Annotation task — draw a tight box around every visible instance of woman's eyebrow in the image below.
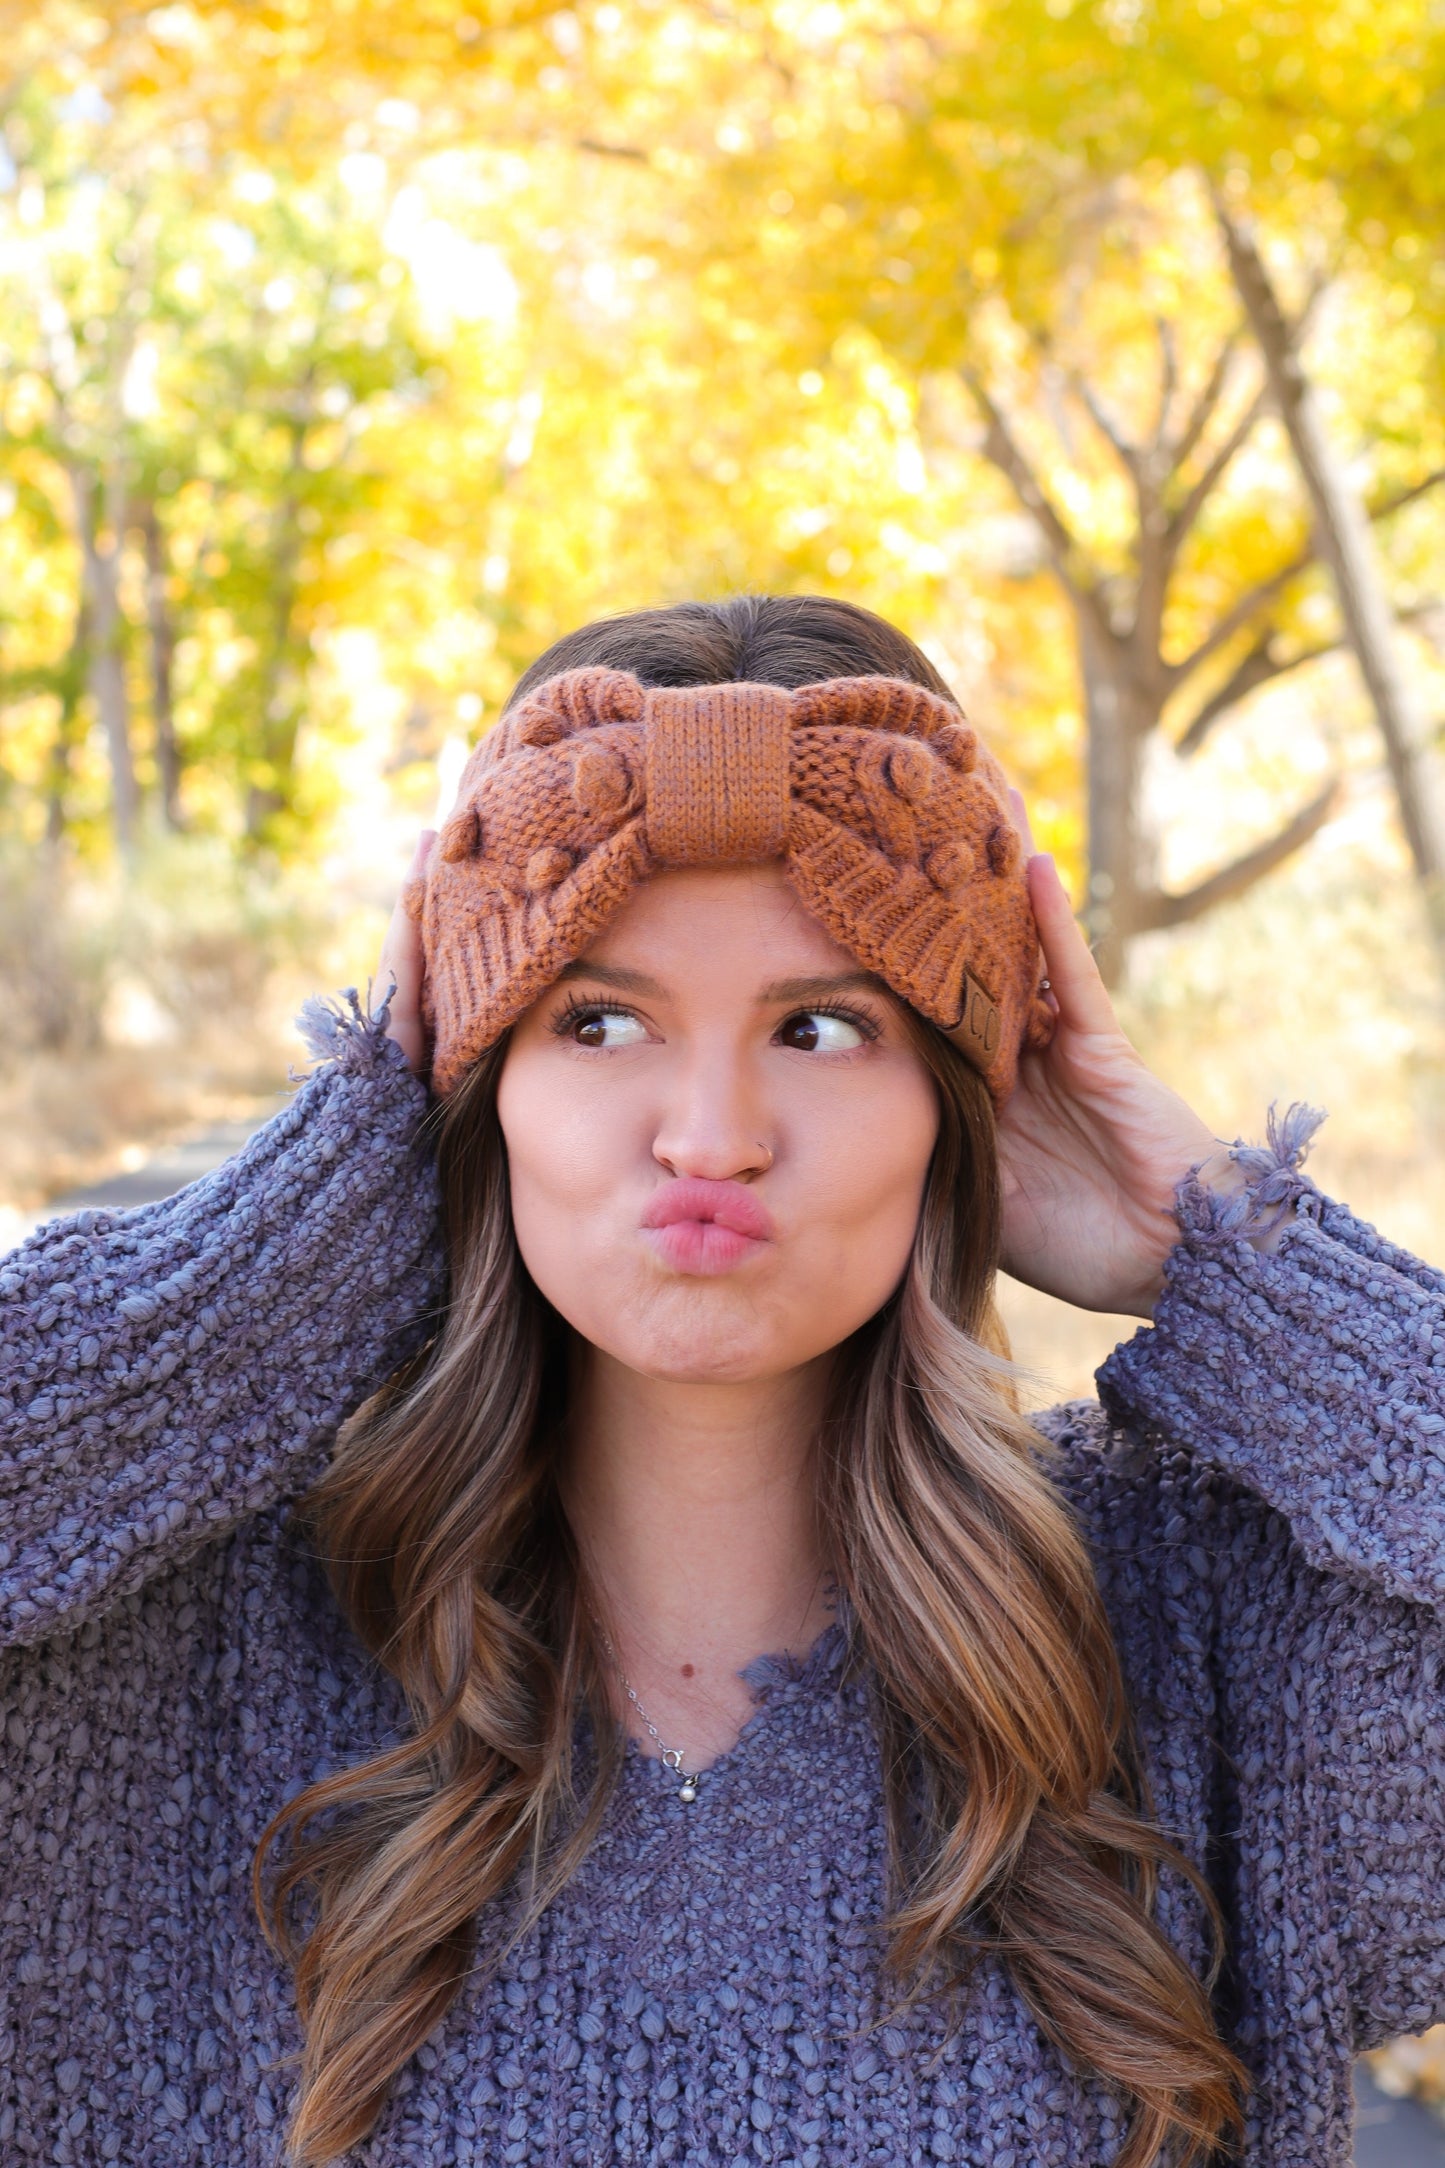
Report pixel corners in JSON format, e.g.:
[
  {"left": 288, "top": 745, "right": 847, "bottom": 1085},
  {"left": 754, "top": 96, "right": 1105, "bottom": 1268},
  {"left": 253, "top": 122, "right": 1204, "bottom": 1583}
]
[
  {"left": 760, "top": 971, "right": 890, "bottom": 1004},
  {"left": 553, "top": 960, "right": 665, "bottom": 995},
  {"left": 552, "top": 963, "right": 889, "bottom": 1004}
]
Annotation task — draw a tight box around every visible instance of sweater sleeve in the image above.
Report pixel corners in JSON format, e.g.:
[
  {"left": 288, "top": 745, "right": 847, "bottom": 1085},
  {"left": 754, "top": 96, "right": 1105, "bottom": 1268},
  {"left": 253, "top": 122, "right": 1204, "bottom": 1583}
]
[
  {"left": 1097, "top": 1107, "right": 1445, "bottom": 2046},
  {"left": 0, "top": 989, "right": 443, "bottom": 1652}
]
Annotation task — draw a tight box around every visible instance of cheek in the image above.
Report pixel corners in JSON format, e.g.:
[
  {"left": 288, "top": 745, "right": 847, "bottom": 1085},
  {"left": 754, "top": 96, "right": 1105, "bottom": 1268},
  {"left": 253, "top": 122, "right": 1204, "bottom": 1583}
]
[
  {"left": 495, "top": 1056, "right": 634, "bottom": 1301},
  {"left": 792, "top": 1075, "right": 938, "bottom": 1327}
]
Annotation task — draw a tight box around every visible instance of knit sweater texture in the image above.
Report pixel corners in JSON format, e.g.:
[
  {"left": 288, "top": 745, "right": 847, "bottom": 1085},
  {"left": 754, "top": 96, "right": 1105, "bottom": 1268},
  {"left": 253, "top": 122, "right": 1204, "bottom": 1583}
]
[{"left": 2, "top": 994, "right": 1444, "bottom": 2168}]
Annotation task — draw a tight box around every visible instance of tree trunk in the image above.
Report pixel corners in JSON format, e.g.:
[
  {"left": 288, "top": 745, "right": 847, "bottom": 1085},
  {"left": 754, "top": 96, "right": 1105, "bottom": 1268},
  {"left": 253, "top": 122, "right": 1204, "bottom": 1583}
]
[
  {"left": 44, "top": 597, "right": 91, "bottom": 848},
  {"left": 1079, "top": 618, "right": 1155, "bottom": 986},
  {"left": 140, "top": 501, "right": 183, "bottom": 830},
  {"left": 245, "top": 454, "right": 306, "bottom": 844},
  {"left": 964, "top": 327, "right": 1366, "bottom": 983},
  {"left": 1217, "top": 198, "right": 1445, "bottom": 955},
  {"left": 70, "top": 465, "right": 137, "bottom": 853}
]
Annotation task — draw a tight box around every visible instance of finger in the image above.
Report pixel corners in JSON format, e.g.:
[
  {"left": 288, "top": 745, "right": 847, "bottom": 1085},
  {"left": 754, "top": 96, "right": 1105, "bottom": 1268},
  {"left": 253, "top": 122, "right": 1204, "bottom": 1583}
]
[
  {"left": 1009, "top": 791, "right": 1058, "bottom": 1016},
  {"left": 378, "top": 830, "right": 436, "bottom": 1074},
  {"left": 1026, "top": 854, "right": 1117, "bottom": 1036},
  {"left": 381, "top": 830, "right": 435, "bottom": 983},
  {"left": 378, "top": 896, "right": 421, "bottom": 1005}
]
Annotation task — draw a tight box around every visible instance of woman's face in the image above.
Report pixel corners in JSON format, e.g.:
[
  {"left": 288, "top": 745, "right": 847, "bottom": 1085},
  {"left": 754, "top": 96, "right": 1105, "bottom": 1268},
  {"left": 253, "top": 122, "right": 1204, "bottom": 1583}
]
[{"left": 497, "top": 863, "right": 940, "bottom": 1384}]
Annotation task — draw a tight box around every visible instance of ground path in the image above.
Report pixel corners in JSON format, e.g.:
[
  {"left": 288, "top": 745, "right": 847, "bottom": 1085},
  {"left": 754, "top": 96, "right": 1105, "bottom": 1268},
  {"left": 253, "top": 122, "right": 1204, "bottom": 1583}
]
[{"left": 6, "top": 1116, "right": 1444, "bottom": 2166}]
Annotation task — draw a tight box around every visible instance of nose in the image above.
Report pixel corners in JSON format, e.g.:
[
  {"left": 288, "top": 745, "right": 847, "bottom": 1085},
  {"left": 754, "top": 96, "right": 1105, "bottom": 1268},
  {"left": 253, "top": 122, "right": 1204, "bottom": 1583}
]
[{"left": 651, "top": 1046, "right": 775, "bottom": 1183}]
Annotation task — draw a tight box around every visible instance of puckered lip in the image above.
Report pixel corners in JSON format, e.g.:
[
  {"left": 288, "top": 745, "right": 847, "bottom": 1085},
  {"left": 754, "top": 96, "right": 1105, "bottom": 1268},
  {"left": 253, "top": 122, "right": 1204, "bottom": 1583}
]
[{"left": 640, "top": 1177, "right": 775, "bottom": 1242}]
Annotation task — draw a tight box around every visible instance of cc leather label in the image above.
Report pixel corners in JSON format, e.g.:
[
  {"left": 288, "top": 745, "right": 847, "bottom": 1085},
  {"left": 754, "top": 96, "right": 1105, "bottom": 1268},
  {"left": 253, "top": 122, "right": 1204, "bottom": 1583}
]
[{"left": 950, "top": 970, "right": 1002, "bottom": 1064}]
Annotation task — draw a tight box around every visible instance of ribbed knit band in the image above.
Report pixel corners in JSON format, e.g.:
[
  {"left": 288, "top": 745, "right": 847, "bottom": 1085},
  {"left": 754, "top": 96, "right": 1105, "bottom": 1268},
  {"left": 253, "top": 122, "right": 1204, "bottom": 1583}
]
[{"left": 645, "top": 685, "right": 792, "bottom": 866}]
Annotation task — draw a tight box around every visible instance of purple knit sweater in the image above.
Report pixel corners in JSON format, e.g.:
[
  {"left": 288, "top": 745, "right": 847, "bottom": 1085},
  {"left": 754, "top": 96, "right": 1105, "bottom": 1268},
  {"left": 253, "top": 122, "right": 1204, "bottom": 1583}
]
[{"left": 3, "top": 995, "right": 1443, "bottom": 2168}]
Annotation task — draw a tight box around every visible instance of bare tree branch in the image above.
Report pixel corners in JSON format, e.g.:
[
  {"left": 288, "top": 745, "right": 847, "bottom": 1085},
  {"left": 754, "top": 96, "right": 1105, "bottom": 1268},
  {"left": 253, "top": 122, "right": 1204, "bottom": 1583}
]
[
  {"left": 1215, "top": 184, "right": 1445, "bottom": 937},
  {"left": 960, "top": 368, "right": 1112, "bottom": 639},
  {"left": 1165, "top": 452, "right": 1445, "bottom": 695},
  {"left": 1165, "top": 548, "right": 1313, "bottom": 685},
  {"left": 1176, "top": 633, "right": 1317, "bottom": 753},
  {"left": 1136, "top": 776, "right": 1343, "bottom": 930},
  {"left": 1039, "top": 358, "right": 1081, "bottom": 463},
  {"left": 1162, "top": 381, "right": 1270, "bottom": 558},
  {"left": 1176, "top": 600, "right": 1442, "bottom": 755},
  {"left": 1167, "top": 327, "right": 1242, "bottom": 474},
  {"left": 1369, "top": 464, "right": 1445, "bottom": 523},
  {"left": 1152, "top": 317, "right": 1179, "bottom": 454},
  {"left": 1072, "top": 371, "right": 1142, "bottom": 481},
  {"left": 574, "top": 137, "right": 649, "bottom": 162}
]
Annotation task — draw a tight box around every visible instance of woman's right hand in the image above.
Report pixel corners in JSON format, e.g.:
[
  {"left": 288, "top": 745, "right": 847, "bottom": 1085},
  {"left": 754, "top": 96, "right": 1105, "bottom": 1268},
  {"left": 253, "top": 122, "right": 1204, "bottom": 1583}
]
[{"left": 378, "top": 829, "right": 436, "bottom": 1078}]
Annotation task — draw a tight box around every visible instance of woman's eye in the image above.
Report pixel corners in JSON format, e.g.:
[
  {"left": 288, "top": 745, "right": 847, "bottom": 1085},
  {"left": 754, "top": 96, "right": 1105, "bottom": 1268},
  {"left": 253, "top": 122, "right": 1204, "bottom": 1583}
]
[
  {"left": 776, "top": 1009, "right": 869, "bottom": 1053},
  {"left": 565, "top": 1005, "right": 648, "bottom": 1049}
]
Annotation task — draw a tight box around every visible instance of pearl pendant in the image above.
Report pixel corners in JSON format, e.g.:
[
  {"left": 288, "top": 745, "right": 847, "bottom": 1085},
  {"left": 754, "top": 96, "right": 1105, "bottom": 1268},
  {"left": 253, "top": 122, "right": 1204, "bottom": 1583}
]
[{"left": 677, "top": 1779, "right": 698, "bottom": 1803}]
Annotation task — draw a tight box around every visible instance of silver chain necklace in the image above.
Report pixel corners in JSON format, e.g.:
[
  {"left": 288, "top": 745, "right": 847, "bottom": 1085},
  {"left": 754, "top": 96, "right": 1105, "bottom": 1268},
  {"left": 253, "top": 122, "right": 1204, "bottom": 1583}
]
[{"left": 591, "top": 1617, "right": 703, "bottom": 1804}]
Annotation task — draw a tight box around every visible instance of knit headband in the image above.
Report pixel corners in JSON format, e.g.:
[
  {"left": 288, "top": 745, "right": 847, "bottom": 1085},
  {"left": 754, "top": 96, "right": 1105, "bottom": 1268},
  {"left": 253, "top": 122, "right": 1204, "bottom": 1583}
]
[{"left": 402, "top": 666, "right": 1054, "bottom": 1105}]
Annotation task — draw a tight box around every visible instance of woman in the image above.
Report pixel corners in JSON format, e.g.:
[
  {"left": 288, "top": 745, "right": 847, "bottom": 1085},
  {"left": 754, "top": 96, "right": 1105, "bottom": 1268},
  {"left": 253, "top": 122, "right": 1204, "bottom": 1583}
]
[{"left": 3, "top": 593, "right": 1442, "bottom": 2168}]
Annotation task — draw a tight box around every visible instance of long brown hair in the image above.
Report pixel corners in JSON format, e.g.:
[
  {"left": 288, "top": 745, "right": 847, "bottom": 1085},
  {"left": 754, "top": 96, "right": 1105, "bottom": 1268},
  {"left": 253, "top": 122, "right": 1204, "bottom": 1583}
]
[{"left": 256, "top": 596, "right": 1246, "bottom": 2165}]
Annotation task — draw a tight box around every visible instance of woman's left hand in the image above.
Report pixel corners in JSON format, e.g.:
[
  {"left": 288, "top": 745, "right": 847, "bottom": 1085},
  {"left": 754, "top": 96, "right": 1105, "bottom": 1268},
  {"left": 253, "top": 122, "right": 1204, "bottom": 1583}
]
[
  {"left": 377, "top": 829, "right": 436, "bottom": 1079},
  {"left": 996, "top": 845, "right": 1223, "bottom": 1319}
]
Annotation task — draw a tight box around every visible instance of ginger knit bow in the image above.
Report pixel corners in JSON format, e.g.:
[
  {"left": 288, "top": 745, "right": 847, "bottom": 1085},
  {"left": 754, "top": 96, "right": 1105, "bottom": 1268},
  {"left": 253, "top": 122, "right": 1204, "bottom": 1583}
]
[{"left": 403, "top": 666, "right": 1053, "bottom": 1104}]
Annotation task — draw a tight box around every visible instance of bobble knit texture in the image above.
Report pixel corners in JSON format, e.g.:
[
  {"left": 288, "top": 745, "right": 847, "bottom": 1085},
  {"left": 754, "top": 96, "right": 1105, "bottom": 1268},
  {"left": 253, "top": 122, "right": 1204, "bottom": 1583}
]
[
  {"left": 401, "top": 669, "right": 1056, "bottom": 1104},
  {"left": 3, "top": 1006, "right": 1445, "bottom": 2166}
]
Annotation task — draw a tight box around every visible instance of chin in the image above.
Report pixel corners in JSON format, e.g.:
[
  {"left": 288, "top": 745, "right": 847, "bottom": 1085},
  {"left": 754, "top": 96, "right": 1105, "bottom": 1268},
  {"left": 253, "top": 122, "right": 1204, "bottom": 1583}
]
[
  {"left": 629, "top": 1343, "right": 783, "bottom": 1385},
  {"left": 585, "top": 1279, "right": 808, "bottom": 1384}
]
